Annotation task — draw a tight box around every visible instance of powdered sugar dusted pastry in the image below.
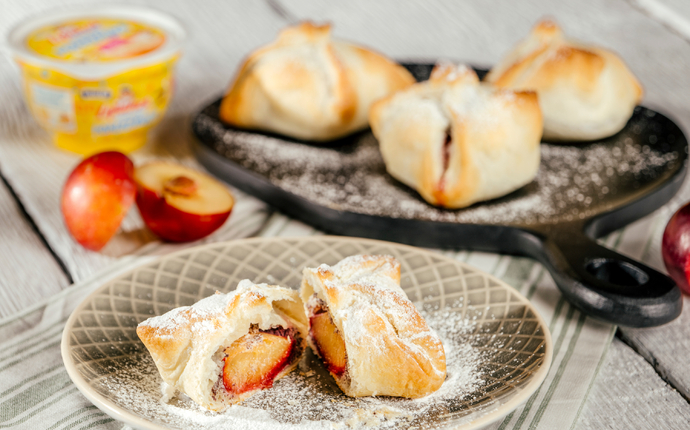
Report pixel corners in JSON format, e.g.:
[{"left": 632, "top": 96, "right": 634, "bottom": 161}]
[
  {"left": 136, "top": 280, "right": 307, "bottom": 411},
  {"left": 485, "top": 20, "right": 643, "bottom": 141},
  {"left": 300, "top": 255, "right": 446, "bottom": 398},
  {"left": 369, "top": 63, "right": 542, "bottom": 209},
  {"left": 219, "top": 22, "right": 415, "bottom": 141}
]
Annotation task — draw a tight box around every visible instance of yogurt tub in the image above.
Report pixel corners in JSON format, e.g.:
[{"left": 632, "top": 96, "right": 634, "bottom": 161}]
[{"left": 7, "top": 6, "right": 186, "bottom": 155}]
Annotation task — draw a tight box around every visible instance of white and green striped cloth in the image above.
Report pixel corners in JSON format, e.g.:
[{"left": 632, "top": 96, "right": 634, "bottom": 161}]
[{"left": 5, "top": 205, "right": 668, "bottom": 430}]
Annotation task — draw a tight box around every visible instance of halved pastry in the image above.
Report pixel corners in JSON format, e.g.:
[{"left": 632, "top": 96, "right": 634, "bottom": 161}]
[
  {"left": 219, "top": 21, "right": 415, "bottom": 141},
  {"left": 485, "top": 20, "right": 643, "bottom": 141},
  {"left": 300, "top": 255, "right": 446, "bottom": 398},
  {"left": 136, "top": 280, "right": 307, "bottom": 411},
  {"left": 369, "top": 63, "right": 542, "bottom": 209}
]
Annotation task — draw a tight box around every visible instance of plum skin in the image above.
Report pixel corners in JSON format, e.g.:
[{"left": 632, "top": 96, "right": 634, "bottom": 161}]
[
  {"left": 135, "top": 185, "right": 231, "bottom": 242},
  {"left": 662, "top": 203, "right": 690, "bottom": 295},
  {"left": 61, "top": 151, "right": 135, "bottom": 251}
]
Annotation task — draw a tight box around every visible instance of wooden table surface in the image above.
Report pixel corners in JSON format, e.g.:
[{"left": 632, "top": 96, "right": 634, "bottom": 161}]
[{"left": 2, "top": 0, "right": 690, "bottom": 428}]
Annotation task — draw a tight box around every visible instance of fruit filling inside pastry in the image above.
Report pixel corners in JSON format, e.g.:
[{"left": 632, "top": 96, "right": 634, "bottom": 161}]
[
  {"left": 307, "top": 297, "right": 347, "bottom": 377},
  {"left": 439, "top": 128, "right": 453, "bottom": 194},
  {"left": 218, "top": 324, "right": 303, "bottom": 398}
]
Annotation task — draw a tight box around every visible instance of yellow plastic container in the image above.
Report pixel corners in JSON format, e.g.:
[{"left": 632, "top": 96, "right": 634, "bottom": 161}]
[{"left": 7, "top": 6, "right": 186, "bottom": 155}]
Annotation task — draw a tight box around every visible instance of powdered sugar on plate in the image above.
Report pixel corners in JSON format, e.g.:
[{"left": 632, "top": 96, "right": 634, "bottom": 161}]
[{"left": 97, "top": 306, "right": 500, "bottom": 429}]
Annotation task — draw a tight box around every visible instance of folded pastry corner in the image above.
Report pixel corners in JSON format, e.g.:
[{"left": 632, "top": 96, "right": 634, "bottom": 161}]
[
  {"left": 136, "top": 280, "right": 307, "bottom": 411},
  {"left": 219, "top": 21, "right": 415, "bottom": 141},
  {"left": 300, "top": 255, "right": 446, "bottom": 398},
  {"left": 485, "top": 19, "right": 643, "bottom": 141},
  {"left": 370, "top": 62, "right": 542, "bottom": 209}
]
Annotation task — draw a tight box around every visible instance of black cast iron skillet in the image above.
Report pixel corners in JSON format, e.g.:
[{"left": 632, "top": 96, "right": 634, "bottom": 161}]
[{"left": 191, "top": 64, "right": 687, "bottom": 328}]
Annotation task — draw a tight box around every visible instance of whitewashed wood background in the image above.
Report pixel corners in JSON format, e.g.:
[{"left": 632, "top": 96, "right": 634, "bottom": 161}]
[{"left": 2, "top": 0, "right": 690, "bottom": 428}]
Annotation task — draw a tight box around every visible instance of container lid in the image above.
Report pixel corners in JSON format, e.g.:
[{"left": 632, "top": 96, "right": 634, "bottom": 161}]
[{"left": 7, "top": 5, "right": 186, "bottom": 80}]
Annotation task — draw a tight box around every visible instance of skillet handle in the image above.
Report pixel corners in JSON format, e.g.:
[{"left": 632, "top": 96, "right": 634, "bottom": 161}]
[{"left": 537, "top": 228, "right": 682, "bottom": 327}]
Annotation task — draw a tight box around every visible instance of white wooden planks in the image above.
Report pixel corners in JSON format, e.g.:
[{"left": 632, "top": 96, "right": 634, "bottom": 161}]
[
  {"left": 619, "top": 303, "right": 690, "bottom": 395},
  {"left": 629, "top": 0, "right": 690, "bottom": 41},
  {"left": 0, "top": 179, "right": 69, "bottom": 318},
  {"left": 575, "top": 338, "right": 690, "bottom": 430}
]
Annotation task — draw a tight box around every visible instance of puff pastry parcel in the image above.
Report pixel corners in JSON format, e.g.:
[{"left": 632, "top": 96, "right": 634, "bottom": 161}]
[
  {"left": 370, "top": 63, "right": 542, "bottom": 209},
  {"left": 219, "top": 22, "right": 415, "bottom": 141},
  {"left": 300, "top": 255, "right": 446, "bottom": 398},
  {"left": 485, "top": 20, "right": 643, "bottom": 141},
  {"left": 137, "top": 281, "right": 307, "bottom": 411}
]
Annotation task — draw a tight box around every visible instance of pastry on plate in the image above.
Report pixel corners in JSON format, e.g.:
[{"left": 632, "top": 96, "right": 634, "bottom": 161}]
[
  {"left": 300, "top": 254, "right": 446, "bottom": 398},
  {"left": 219, "top": 21, "right": 415, "bottom": 141},
  {"left": 136, "top": 280, "right": 307, "bottom": 411},
  {"left": 485, "top": 20, "right": 643, "bottom": 141},
  {"left": 369, "top": 63, "right": 542, "bottom": 209}
]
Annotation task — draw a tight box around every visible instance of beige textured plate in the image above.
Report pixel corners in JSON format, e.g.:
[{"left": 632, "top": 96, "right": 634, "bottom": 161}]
[{"left": 61, "top": 237, "right": 552, "bottom": 430}]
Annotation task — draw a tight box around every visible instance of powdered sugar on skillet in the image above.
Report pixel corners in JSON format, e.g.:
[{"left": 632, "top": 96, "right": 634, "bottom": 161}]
[
  {"left": 99, "top": 306, "right": 496, "bottom": 429},
  {"left": 194, "top": 106, "right": 682, "bottom": 227}
]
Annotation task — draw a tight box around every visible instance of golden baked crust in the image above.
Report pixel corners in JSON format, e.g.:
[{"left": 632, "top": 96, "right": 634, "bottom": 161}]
[
  {"left": 370, "top": 63, "right": 542, "bottom": 209},
  {"left": 485, "top": 20, "right": 643, "bottom": 141},
  {"left": 300, "top": 255, "right": 446, "bottom": 398},
  {"left": 219, "top": 22, "right": 415, "bottom": 141},
  {"left": 136, "top": 281, "right": 307, "bottom": 411}
]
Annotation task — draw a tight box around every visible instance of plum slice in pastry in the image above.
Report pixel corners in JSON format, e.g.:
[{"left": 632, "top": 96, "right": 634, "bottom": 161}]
[
  {"left": 370, "top": 62, "right": 542, "bottom": 209},
  {"left": 136, "top": 280, "right": 307, "bottom": 411},
  {"left": 300, "top": 255, "right": 446, "bottom": 398},
  {"left": 485, "top": 20, "right": 643, "bottom": 141},
  {"left": 219, "top": 21, "right": 415, "bottom": 141}
]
